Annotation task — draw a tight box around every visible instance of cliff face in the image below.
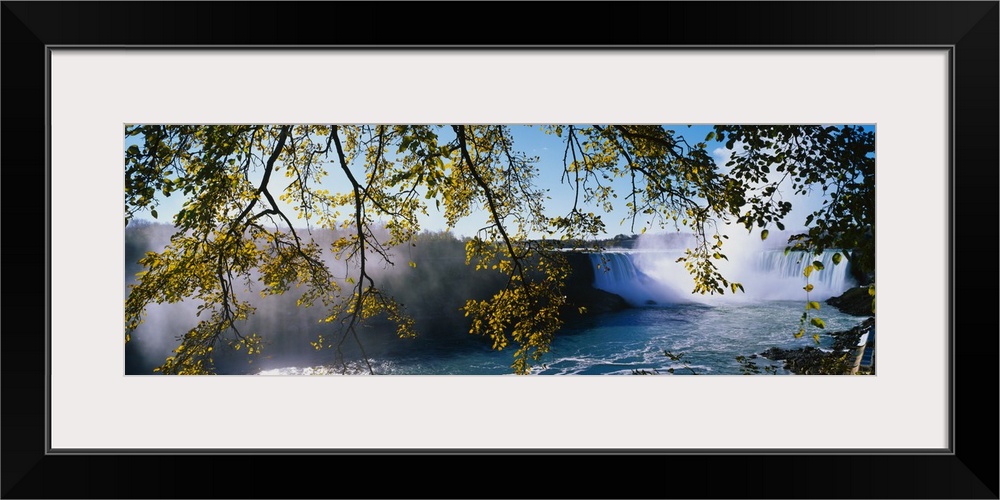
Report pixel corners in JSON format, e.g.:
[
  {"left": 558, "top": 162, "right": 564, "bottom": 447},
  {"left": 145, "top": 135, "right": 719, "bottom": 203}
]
[
  {"left": 560, "top": 252, "right": 630, "bottom": 317},
  {"left": 826, "top": 285, "right": 875, "bottom": 317}
]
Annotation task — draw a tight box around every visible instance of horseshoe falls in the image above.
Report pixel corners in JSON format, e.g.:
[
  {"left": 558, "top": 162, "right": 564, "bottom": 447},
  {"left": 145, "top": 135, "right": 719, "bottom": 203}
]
[
  {"left": 252, "top": 248, "right": 863, "bottom": 375},
  {"left": 587, "top": 249, "right": 855, "bottom": 306}
]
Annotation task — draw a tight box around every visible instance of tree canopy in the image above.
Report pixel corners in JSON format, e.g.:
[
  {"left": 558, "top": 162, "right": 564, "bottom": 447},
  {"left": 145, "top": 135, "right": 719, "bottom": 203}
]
[{"left": 124, "top": 124, "right": 875, "bottom": 374}]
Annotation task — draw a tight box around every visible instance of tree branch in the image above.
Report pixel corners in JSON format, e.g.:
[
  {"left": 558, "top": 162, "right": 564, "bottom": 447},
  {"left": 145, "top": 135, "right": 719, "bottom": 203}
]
[{"left": 453, "top": 125, "right": 528, "bottom": 287}]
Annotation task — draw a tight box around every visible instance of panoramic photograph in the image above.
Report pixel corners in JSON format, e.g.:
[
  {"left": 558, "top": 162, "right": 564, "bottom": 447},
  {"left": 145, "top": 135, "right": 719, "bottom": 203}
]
[{"left": 124, "top": 124, "right": 875, "bottom": 375}]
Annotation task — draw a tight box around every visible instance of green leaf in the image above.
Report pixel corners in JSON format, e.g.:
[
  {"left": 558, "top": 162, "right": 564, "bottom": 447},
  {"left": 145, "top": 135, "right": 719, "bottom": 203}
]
[
  {"left": 806, "top": 301, "right": 821, "bottom": 311},
  {"left": 775, "top": 221, "right": 785, "bottom": 231},
  {"left": 803, "top": 283, "right": 814, "bottom": 292},
  {"left": 831, "top": 252, "right": 842, "bottom": 265},
  {"left": 810, "top": 317, "right": 826, "bottom": 329},
  {"left": 760, "top": 229, "right": 769, "bottom": 241},
  {"left": 784, "top": 247, "right": 791, "bottom": 256},
  {"left": 812, "top": 260, "right": 824, "bottom": 270},
  {"left": 150, "top": 209, "right": 158, "bottom": 219},
  {"left": 803, "top": 265, "right": 814, "bottom": 278},
  {"left": 868, "top": 286, "right": 875, "bottom": 297}
]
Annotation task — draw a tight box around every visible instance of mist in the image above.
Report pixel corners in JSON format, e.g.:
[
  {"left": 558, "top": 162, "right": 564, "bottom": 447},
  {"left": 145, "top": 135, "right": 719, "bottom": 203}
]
[
  {"left": 125, "top": 222, "right": 510, "bottom": 374},
  {"left": 125, "top": 221, "right": 857, "bottom": 374},
  {"left": 589, "top": 228, "right": 855, "bottom": 306}
]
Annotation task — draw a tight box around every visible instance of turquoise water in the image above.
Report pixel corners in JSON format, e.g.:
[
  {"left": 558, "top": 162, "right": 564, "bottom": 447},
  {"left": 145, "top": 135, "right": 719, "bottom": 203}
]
[
  {"left": 255, "top": 248, "right": 864, "bottom": 375},
  {"left": 127, "top": 221, "right": 870, "bottom": 376},
  {"left": 126, "top": 238, "right": 866, "bottom": 375},
  {"left": 256, "top": 301, "right": 866, "bottom": 375}
]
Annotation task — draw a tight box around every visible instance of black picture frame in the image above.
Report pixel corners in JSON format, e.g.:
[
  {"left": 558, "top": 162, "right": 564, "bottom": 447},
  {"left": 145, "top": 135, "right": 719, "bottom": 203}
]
[{"left": 3, "top": 2, "right": 997, "bottom": 498}]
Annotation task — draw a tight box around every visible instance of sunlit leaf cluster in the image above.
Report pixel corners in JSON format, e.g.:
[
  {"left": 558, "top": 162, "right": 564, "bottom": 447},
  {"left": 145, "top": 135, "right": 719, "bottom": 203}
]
[{"left": 125, "top": 124, "right": 874, "bottom": 374}]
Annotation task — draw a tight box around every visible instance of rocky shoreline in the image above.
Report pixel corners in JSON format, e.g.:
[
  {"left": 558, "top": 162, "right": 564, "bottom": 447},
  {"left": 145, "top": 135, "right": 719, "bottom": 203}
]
[
  {"left": 755, "top": 282, "right": 876, "bottom": 374},
  {"left": 760, "top": 285, "right": 875, "bottom": 375},
  {"left": 558, "top": 251, "right": 877, "bottom": 374},
  {"left": 760, "top": 317, "right": 875, "bottom": 374}
]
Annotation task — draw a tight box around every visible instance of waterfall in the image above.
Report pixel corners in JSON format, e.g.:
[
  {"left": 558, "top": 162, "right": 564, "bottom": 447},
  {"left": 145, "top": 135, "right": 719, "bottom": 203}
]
[
  {"left": 756, "top": 250, "right": 853, "bottom": 295},
  {"left": 589, "top": 253, "right": 641, "bottom": 291},
  {"left": 587, "top": 252, "right": 687, "bottom": 306},
  {"left": 586, "top": 248, "right": 855, "bottom": 306}
]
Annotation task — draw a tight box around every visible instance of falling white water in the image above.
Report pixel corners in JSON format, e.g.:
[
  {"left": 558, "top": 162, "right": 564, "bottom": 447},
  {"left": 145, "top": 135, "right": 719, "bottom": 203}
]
[
  {"left": 588, "top": 252, "right": 689, "bottom": 306},
  {"left": 588, "top": 248, "right": 854, "bottom": 306},
  {"left": 755, "top": 249, "right": 853, "bottom": 298}
]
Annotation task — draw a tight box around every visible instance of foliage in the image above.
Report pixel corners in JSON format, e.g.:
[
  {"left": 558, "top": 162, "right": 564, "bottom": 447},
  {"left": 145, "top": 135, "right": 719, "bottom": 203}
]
[
  {"left": 663, "top": 351, "right": 699, "bottom": 375},
  {"left": 759, "top": 317, "right": 874, "bottom": 375},
  {"left": 124, "top": 124, "right": 875, "bottom": 374},
  {"left": 735, "top": 354, "right": 779, "bottom": 375},
  {"left": 629, "top": 351, "right": 700, "bottom": 375}
]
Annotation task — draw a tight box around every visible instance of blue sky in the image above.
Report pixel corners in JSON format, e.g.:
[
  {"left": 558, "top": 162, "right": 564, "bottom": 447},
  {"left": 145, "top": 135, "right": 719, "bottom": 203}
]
[{"left": 127, "top": 125, "right": 867, "bottom": 240}]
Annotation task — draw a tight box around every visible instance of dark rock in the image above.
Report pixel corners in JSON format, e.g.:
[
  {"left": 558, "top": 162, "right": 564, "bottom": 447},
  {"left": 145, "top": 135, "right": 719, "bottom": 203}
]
[
  {"left": 761, "top": 346, "right": 833, "bottom": 374},
  {"left": 562, "top": 285, "right": 631, "bottom": 316},
  {"left": 560, "top": 251, "right": 631, "bottom": 317},
  {"left": 831, "top": 317, "right": 875, "bottom": 350},
  {"left": 826, "top": 285, "right": 875, "bottom": 317},
  {"left": 846, "top": 246, "right": 875, "bottom": 284},
  {"left": 759, "top": 318, "right": 874, "bottom": 375}
]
